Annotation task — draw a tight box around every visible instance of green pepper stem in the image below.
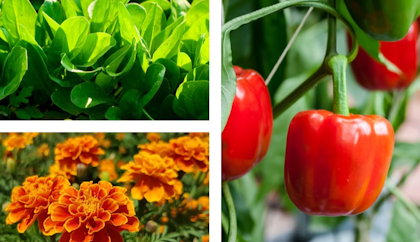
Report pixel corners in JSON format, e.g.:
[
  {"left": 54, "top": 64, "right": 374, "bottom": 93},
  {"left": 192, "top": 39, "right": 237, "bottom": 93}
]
[
  {"left": 327, "top": 55, "right": 349, "bottom": 116},
  {"left": 222, "top": 182, "right": 237, "bottom": 242},
  {"left": 273, "top": 67, "right": 329, "bottom": 119}
]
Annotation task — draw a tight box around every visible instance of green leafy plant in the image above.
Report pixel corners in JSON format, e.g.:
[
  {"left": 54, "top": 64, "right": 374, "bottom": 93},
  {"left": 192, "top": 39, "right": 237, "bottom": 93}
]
[{"left": 0, "top": 0, "right": 209, "bottom": 120}]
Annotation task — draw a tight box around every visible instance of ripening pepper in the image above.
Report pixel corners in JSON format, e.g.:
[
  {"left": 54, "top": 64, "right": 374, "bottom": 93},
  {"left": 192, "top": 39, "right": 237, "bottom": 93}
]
[
  {"left": 348, "top": 22, "right": 419, "bottom": 90},
  {"left": 344, "top": 0, "right": 420, "bottom": 41},
  {"left": 222, "top": 66, "right": 273, "bottom": 181},
  {"left": 285, "top": 110, "right": 394, "bottom": 216}
]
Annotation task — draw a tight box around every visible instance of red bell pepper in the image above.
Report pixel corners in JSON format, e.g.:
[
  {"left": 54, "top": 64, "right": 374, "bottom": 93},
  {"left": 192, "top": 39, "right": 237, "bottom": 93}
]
[
  {"left": 285, "top": 110, "right": 394, "bottom": 216},
  {"left": 348, "top": 22, "right": 419, "bottom": 91},
  {"left": 222, "top": 66, "right": 273, "bottom": 181}
]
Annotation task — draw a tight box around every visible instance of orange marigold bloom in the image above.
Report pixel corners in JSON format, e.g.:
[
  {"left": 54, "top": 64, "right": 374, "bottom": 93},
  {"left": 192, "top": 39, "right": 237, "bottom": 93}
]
[
  {"left": 115, "top": 133, "right": 125, "bottom": 141},
  {"left": 38, "top": 143, "right": 50, "bottom": 157},
  {"left": 138, "top": 140, "right": 173, "bottom": 158},
  {"left": 204, "top": 172, "right": 209, "bottom": 185},
  {"left": 160, "top": 216, "right": 169, "bottom": 223},
  {"left": 99, "top": 159, "right": 118, "bottom": 182},
  {"left": 146, "top": 133, "right": 161, "bottom": 142},
  {"left": 170, "top": 136, "right": 209, "bottom": 173},
  {"left": 102, "top": 139, "right": 111, "bottom": 148},
  {"left": 5, "top": 175, "right": 70, "bottom": 235},
  {"left": 182, "top": 195, "right": 209, "bottom": 223},
  {"left": 3, "top": 133, "right": 38, "bottom": 151},
  {"left": 202, "top": 235, "right": 209, "bottom": 242},
  {"left": 119, "top": 146, "right": 126, "bottom": 154},
  {"left": 53, "top": 135, "right": 105, "bottom": 178},
  {"left": 45, "top": 181, "right": 140, "bottom": 241},
  {"left": 118, "top": 153, "right": 183, "bottom": 202}
]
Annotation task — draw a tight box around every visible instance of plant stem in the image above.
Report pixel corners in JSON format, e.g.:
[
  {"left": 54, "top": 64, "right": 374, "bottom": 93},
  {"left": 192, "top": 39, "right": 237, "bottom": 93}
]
[
  {"left": 327, "top": 55, "right": 350, "bottom": 116},
  {"left": 354, "top": 214, "right": 370, "bottom": 242},
  {"left": 50, "top": 235, "right": 56, "bottom": 242},
  {"left": 222, "top": 182, "right": 237, "bottom": 242},
  {"left": 265, "top": 7, "right": 314, "bottom": 86},
  {"left": 273, "top": 67, "right": 328, "bottom": 118},
  {"left": 222, "top": 212, "right": 230, "bottom": 234}
]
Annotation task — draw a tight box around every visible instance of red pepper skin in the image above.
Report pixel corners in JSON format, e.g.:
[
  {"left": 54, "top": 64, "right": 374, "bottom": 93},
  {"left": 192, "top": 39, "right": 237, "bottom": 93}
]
[
  {"left": 285, "top": 110, "right": 394, "bottom": 216},
  {"left": 348, "top": 22, "right": 419, "bottom": 91},
  {"left": 222, "top": 66, "right": 273, "bottom": 181}
]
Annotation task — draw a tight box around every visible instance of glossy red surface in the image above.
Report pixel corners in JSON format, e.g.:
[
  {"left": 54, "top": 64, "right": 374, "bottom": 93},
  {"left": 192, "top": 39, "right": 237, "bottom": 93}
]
[
  {"left": 349, "top": 22, "right": 419, "bottom": 90},
  {"left": 222, "top": 66, "right": 273, "bottom": 181},
  {"left": 285, "top": 110, "right": 394, "bottom": 216}
]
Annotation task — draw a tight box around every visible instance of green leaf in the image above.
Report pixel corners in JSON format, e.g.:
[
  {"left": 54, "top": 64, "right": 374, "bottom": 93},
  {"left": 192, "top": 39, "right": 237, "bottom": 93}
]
[
  {"left": 158, "top": 94, "right": 178, "bottom": 119},
  {"left": 23, "top": 106, "right": 43, "bottom": 119},
  {"left": 9, "top": 86, "right": 33, "bottom": 108},
  {"left": 168, "top": 0, "right": 190, "bottom": 24},
  {"left": 73, "top": 33, "right": 116, "bottom": 67},
  {"left": 62, "top": 0, "right": 78, "bottom": 18},
  {"left": 118, "top": 2, "right": 141, "bottom": 44},
  {"left": 43, "top": 0, "right": 67, "bottom": 24},
  {"left": 152, "top": 16, "right": 185, "bottom": 54},
  {"left": 387, "top": 200, "right": 420, "bottom": 242},
  {"left": 51, "top": 87, "right": 82, "bottom": 116},
  {"left": 192, "top": 33, "right": 206, "bottom": 67},
  {"left": 105, "top": 106, "right": 123, "bottom": 120},
  {"left": 119, "top": 89, "right": 144, "bottom": 119},
  {"left": 174, "top": 52, "right": 192, "bottom": 71},
  {"left": 185, "top": 0, "right": 208, "bottom": 29},
  {"left": 16, "top": 109, "right": 31, "bottom": 119},
  {"left": 127, "top": 3, "right": 147, "bottom": 32},
  {"left": 16, "top": 40, "right": 52, "bottom": 94},
  {"left": 48, "top": 16, "right": 89, "bottom": 65},
  {"left": 185, "top": 64, "right": 209, "bottom": 82},
  {"left": 155, "top": 58, "right": 180, "bottom": 93},
  {"left": 80, "top": 0, "right": 96, "bottom": 18},
  {"left": 42, "top": 12, "right": 61, "bottom": 38},
  {"left": 61, "top": 53, "right": 102, "bottom": 81},
  {"left": 174, "top": 80, "right": 208, "bottom": 119},
  {"left": 70, "top": 82, "right": 115, "bottom": 108},
  {"left": 91, "top": 0, "right": 111, "bottom": 33},
  {"left": 139, "top": 63, "right": 166, "bottom": 107},
  {"left": 2, "top": 0, "right": 38, "bottom": 45},
  {"left": 104, "top": 38, "right": 137, "bottom": 77},
  {"left": 0, "top": 46, "right": 28, "bottom": 101},
  {"left": 141, "top": 3, "right": 166, "bottom": 49},
  {"left": 152, "top": 20, "right": 186, "bottom": 62}
]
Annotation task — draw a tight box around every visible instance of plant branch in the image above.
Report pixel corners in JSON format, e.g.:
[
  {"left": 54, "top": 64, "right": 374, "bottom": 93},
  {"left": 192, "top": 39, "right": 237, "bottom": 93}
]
[
  {"left": 273, "top": 67, "right": 328, "bottom": 118},
  {"left": 222, "top": 182, "right": 237, "bottom": 242},
  {"left": 265, "top": 7, "right": 314, "bottom": 86}
]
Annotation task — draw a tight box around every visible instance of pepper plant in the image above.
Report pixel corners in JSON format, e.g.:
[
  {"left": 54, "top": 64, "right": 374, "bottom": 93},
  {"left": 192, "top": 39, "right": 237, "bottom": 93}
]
[
  {"left": 0, "top": 0, "right": 209, "bottom": 120},
  {"left": 222, "top": 0, "right": 420, "bottom": 241}
]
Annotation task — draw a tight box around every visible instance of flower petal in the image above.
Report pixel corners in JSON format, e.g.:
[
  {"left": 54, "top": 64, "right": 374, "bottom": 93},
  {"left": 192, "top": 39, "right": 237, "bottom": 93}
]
[
  {"left": 109, "top": 214, "right": 127, "bottom": 226},
  {"left": 64, "top": 217, "right": 81, "bottom": 233}
]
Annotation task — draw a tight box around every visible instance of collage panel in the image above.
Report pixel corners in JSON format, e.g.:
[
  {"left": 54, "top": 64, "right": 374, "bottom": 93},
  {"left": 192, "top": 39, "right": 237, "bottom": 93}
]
[
  {"left": 0, "top": 132, "right": 209, "bottom": 242},
  {"left": 0, "top": 0, "right": 209, "bottom": 120},
  {"left": 222, "top": 0, "right": 420, "bottom": 242}
]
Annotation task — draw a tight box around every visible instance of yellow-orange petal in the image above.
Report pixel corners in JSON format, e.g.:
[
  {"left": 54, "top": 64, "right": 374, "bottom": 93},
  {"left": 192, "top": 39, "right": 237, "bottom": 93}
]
[{"left": 64, "top": 217, "right": 81, "bottom": 233}]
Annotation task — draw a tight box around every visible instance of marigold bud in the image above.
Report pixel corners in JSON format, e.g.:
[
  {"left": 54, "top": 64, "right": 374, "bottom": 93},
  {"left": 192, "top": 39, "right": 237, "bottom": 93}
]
[
  {"left": 6, "top": 158, "right": 16, "bottom": 173},
  {"left": 145, "top": 221, "right": 158, "bottom": 233},
  {"left": 72, "top": 183, "right": 80, "bottom": 190},
  {"left": 76, "top": 163, "right": 87, "bottom": 180},
  {"left": 100, "top": 171, "right": 110, "bottom": 182},
  {"left": 2, "top": 201, "right": 10, "bottom": 215}
]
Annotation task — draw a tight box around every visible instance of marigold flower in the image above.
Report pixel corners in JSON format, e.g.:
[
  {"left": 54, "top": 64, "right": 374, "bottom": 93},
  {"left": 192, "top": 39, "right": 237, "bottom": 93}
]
[
  {"left": 102, "top": 139, "right": 111, "bottom": 148},
  {"left": 45, "top": 181, "right": 140, "bottom": 241},
  {"left": 2, "top": 133, "right": 38, "bottom": 151},
  {"left": 99, "top": 159, "right": 118, "bottom": 182},
  {"left": 118, "top": 153, "right": 183, "bottom": 202},
  {"left": 115, "top": 133, "right": 125, "bottom": 141},
  {"left": 53, "top": 135, "right": 105, "bottom": 178},
  {"left": 160, "top": 216, "right": 169, "bottom": 223},
  {"left": 119, "top": 146, "right": 126, "bottom": 154},
  {"left": 138, "top": 140, "right": 173, "bottom": 158},
  {"left": 146, "top": 133, "right": 161, "bottom": 142},
  {"left": 169, "top": 136, "right": 209, "bottom": 173},
  {"left": 204, "top": 172, "right": 209, "bottom": 185},
  {"left": 181, "top": 195, "right": 209, "bottom": 223},
  {"left": 202, "top": 235, "right": 209, "bottom": 242},
  {"left": 5, "top": 175, "right": 70, "bottom": 235},
  {"left": 37, "top": 143, "right": 50, "bottom": 157}
]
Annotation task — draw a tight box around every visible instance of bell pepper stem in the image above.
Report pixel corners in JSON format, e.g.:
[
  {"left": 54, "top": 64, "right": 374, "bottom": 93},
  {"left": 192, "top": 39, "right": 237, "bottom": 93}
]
[
  {"left": 273, "top": 67, "right": 328, "bottom": 119},
  {"left": 222, "top": 182, "right": 237, "bottom": 242},
  {"left": 327, "top": 55, "right": 350, "bottom": 116}
]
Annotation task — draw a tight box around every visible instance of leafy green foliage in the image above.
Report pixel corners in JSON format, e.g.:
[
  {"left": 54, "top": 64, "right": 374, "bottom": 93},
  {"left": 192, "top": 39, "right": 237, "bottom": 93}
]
[{"left": 0, "top": 0, "right": 209, "bottom": 120}]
